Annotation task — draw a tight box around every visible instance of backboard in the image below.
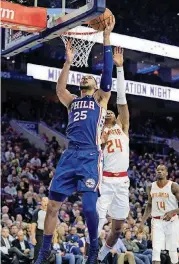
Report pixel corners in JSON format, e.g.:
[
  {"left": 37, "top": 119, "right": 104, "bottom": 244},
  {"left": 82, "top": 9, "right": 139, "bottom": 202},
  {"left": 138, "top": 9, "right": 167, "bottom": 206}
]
[{"left": 1, "top": 0, "right": 105, "bottom": 57}]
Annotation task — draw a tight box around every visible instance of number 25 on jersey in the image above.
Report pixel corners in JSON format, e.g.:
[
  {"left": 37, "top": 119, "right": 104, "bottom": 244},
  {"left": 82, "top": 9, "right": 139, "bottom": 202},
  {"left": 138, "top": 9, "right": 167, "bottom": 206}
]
[
  {"left": 74, "top": 111, "right": 87, "bottom": 122},
  {"left": 107, "top": 139, "right": 123, "bottom": 153}
]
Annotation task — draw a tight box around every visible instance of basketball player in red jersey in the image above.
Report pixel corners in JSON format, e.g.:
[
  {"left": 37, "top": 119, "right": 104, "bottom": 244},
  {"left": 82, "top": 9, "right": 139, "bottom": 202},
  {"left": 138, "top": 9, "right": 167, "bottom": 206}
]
[
  {"left": 139, "top": 165, "right": 179, "bottom": 264},
  {"left": 97, "top": 47, "right": 131, "bottom": 261}
]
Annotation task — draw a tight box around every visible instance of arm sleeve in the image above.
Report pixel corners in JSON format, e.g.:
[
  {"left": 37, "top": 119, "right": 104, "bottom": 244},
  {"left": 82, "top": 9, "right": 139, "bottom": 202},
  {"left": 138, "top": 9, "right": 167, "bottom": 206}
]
[
  {"left": 116, "top": 67, "right": 127, "bottom": 105},
  {"left": 100, "top": 46, "right": 113, "bottom": 92}
]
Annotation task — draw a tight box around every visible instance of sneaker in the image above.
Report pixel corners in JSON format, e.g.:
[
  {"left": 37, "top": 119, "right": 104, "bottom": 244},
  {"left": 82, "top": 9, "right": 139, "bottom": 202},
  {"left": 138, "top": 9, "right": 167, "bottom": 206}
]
[
  {"left": 86, "top": 247, "right": 99, "bottom": 264},
  {"left": 34, "top": 249, "right": 51, "bottom": 264}
]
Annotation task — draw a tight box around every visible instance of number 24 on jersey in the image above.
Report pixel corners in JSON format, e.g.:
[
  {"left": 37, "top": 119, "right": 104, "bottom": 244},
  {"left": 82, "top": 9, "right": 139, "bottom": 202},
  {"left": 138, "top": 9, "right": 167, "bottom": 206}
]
[{"left": 107, "top": 139, "right": 123, "bottom": 153}]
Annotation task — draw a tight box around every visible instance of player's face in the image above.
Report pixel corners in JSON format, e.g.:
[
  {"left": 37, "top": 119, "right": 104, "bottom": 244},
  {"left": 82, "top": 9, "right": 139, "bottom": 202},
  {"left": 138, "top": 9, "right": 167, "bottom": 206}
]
[
  {"left": 80, "top": 76, "right": 97, "bottom": 92},
  {"left": 105, "top": 110, "right": 116, "bottom": 124},
  {"left": 156, "top": 165, "right": 168, "bottom": 180}
]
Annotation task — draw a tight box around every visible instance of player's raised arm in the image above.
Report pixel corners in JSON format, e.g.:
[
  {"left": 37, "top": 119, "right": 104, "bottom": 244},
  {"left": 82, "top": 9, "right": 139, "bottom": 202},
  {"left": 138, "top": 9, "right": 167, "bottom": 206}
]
[
  {"left": 114, "top": 47, "right": 129, "bottom": 136},
  {"left": 96, "top": 16, "right": 115, "bottom": 106},
  {"left": 56, "top": 40, "right": 76, "bottom": 108}
]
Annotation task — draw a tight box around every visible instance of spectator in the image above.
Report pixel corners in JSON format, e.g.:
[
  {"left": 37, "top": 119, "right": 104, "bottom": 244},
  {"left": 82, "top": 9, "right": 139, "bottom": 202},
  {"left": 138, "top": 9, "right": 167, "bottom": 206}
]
[
  {"left": 6, "top": 219, "right": 13, "bottom": 230},
  {"left": 16, "top": 181, "right": 28, "bottom": 194},
  {"left": 76, "top": 221, "right": 85, "bottom": 238},
  {"left": 67, "top": 227, "right": 78, "bottom": 241},
  {"left": 7, "top": 169, "right": 19, "bottom": 183},
  {"left": 5, "top": 147, "right": 15, "bottom": 161},
  {"left": 10, "top": 225, "right": 19, "bottom": 239},
  {"left": 49, "top": 136, "right": 59, "bottom": 150},
  {"left": 0, "top": 226, "right": 25, "bottom": 264},
  {"left": 133, "top": 232, "right": 152, "bottom": 263},
  {"left": 111, "top": 237, "right": 136, "bottom": 264},
  {"left": 1, "top": 214, "right": 10, "bottom": 227},
  {"left": 53, "top": 225, "right": 76, "bottom": 264},
  {"left": 4, "top": 183, "right": 17, "bottom": 196},
  {"left": 12, "top": 229, "right": 33, "bottom": 263},
  {"left": 38, "top": 186, "right": 46, "bottom": 198},
  {"left": 122, "top": 230, "right": 150, "bottom": 264},
  {"left": 65, "top": 235, "right": 83, "bottom": 264},
  {"left": 14, "top": 191, "right": 25, "bottom": 215},
  {"left": 21, "top": 167, "right": 34, "bottom": 180},
  {"left": 30, "top": 154, "right": 41, "bottom": 168},
  {"left": 1, "top": 206, "right": 10, "bottom": 216}
]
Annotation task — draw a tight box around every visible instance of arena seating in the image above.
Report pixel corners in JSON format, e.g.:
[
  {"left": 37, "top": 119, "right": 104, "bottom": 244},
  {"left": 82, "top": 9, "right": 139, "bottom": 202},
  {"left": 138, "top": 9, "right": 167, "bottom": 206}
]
[{"left": 1, "top": 118, "right": 179, "bottom": 263}]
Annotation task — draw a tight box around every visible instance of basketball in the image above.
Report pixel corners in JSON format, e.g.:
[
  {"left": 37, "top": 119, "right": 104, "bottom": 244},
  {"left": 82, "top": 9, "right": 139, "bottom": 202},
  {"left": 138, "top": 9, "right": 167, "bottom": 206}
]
[{"left": 88, "top": 8, "right": 113, "bottom": 31}]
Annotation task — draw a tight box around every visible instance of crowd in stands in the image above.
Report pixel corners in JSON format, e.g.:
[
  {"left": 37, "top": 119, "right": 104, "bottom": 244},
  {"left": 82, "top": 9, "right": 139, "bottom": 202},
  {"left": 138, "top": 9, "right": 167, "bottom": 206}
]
[
  {"left": 2, "top": 94, "right": 179, "bottom": 140},
  {"left": 1, "top": 118, "right": 179, "bottom": 263},
  {"left": 109, "top": 0, "right": 179, "bottom": 46}
]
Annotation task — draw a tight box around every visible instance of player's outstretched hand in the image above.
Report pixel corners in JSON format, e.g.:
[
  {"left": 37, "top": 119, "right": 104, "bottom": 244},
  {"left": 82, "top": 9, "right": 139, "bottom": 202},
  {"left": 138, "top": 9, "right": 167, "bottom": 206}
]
[
  {"left": 163, "top": 211, "right": 174, "bottom": 221},
  {"left": 104, "top": 15, "right": 115, "bottom": 37},
  {"left": 113, "top": 47, "right": 124, "bottom": 67},
  {"left": 66, "top": 40, "right": 75, "bottom": 64}
]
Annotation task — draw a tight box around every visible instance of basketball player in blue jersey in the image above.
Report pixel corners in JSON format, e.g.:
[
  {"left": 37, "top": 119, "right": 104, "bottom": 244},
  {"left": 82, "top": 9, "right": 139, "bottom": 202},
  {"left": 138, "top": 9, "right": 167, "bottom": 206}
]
[{"left": 35, "top": 16, "right": 115, "bottom": 264}]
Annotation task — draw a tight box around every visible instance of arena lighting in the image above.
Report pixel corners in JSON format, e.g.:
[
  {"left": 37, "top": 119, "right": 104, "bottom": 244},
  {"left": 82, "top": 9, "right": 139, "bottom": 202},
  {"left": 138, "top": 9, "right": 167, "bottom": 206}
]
[
  {"left": 65, "top": 26, "right": 179, "bottom": 60},
  {"left": 27, "top": 63, "right": 179, "bottom": 102}
]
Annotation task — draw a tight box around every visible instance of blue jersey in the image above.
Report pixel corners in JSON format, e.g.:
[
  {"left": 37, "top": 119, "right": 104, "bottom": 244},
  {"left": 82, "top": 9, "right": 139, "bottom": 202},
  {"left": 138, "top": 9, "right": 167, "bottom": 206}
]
[{"left": 66, "top": 95, "right": 106, "bottom": 148}]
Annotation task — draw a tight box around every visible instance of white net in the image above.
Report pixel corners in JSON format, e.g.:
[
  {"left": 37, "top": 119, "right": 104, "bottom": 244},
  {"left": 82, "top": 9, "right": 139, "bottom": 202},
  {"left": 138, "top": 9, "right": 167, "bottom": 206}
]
[{"left": 60, "top": 26, "right": 101, "bottom": 67}]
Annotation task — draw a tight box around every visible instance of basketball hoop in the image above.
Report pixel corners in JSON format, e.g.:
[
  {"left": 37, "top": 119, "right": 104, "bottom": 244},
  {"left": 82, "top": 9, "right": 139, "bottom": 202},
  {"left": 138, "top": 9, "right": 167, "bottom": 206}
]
[{"left": 60, "top": 26, "right": 102, "bottom": 67}]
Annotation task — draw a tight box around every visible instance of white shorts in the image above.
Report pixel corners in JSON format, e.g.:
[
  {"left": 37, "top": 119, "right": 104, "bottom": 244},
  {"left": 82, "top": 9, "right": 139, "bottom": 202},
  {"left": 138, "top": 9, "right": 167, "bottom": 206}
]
[
  {"left": 152, "top": 216, "right": 179, "bottom": 261},
  {"left": 97, "top": 176, "right": 130, "bottom": 220}
]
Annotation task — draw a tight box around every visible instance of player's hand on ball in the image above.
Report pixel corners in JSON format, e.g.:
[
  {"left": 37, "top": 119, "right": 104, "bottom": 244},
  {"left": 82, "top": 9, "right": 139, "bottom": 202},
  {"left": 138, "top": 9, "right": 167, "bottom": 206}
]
[
  {"left": 113, "top": 47, "right": 124, "bottom": 67},
  {"left": 104, "top": 15, "right": 115, "bottom": 37},
  {"left": 66, "top": 40, "right": 75, "bottom": 64},
  {"left": 163, "top": 211, "right": 174, "bottom": 221}
]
